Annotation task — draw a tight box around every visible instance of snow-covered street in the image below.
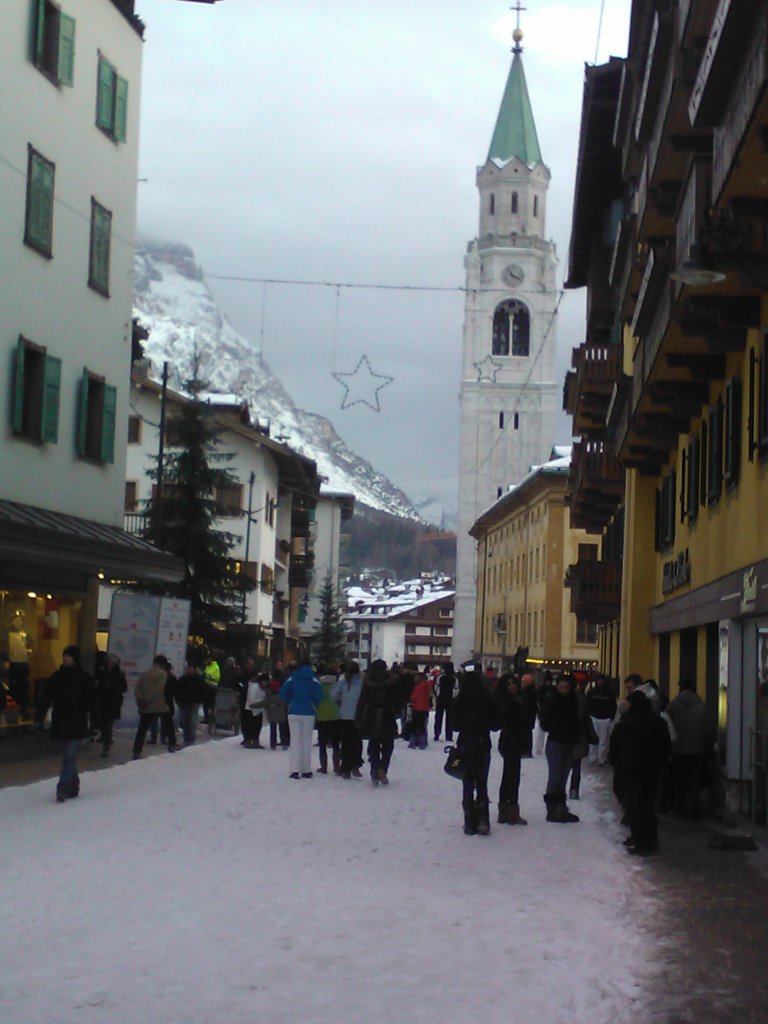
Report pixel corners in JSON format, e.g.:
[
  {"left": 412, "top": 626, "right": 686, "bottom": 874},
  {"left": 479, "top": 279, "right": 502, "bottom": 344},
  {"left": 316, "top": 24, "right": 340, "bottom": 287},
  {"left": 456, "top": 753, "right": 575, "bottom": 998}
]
[{"left": 1, "top": 738, "right": 661, "bottom": 1024}]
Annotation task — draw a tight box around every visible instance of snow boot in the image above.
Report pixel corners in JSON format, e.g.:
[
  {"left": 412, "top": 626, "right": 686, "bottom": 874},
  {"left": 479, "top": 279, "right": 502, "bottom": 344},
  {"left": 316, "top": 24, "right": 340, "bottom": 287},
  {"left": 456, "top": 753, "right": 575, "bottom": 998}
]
[
  {"left": 497, "top": 800, "right": 510, "bottom": 824},
  {"left": 463, "top": 800, "right": 478, "bottom": 836},
  {"left": 418, "top": 733, "right": 428, "bottom": 749},
  {"left": 569, "top": 784, "right": 580, "bottom": 800},
  {"left": 545, "top": 793, "right": 566, "bottom": 822},
  {"left": 508, "top": 803, "right": 528, "bottom": 825},
  {"left": 475, "top": 800, "right": 491, "bottom": 836},
  {"left": 332, "top": 751, "right": 341, "bottom": 775}
]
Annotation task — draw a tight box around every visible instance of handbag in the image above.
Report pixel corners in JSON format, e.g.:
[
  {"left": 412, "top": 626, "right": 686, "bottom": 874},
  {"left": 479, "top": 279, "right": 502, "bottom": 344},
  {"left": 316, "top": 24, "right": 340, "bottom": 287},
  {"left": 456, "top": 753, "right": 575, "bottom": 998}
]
[{"left": 443, "top": 744, "right": 466, "bottom": 780}]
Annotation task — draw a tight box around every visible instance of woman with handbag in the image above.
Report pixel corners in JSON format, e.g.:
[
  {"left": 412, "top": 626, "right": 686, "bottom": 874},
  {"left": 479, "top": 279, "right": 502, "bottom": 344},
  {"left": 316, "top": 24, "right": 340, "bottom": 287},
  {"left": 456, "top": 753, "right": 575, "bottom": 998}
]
[{"left": 453, "top": 666, "right": 497, "bottom": 835}]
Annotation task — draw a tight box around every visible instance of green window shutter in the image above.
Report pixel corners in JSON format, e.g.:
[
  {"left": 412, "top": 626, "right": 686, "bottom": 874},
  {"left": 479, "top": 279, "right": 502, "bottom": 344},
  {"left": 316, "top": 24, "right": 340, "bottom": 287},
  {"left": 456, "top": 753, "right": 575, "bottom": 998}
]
[
  {"left": 89, "top": 201, "right": 111, "bottom": 293},
  {"left": 33, "top": 0, "right": 46, "bottom": 65},
  {"left": 12, "top": 338, "right": 26, "bottom": 433},
  {"left": 26, "top": 150, "right": 55, "bottom": 253},
  {"left": 101, "top": 385, "right": 117, "bottom": 464},
  {"left": 96, "top": 58, "right": 115, "bottom": 131},
  {"left": 41, "top": 354, "right": 61, "bottom": 443},
  {"left": 114, "top": 76, "right": 128, "bottom": 142},
  {"left": 58, "top": 15, "right": 76, "bottom": 86},
  {"left": 76, "top": 369, "right": 89, "bottom": 457}
]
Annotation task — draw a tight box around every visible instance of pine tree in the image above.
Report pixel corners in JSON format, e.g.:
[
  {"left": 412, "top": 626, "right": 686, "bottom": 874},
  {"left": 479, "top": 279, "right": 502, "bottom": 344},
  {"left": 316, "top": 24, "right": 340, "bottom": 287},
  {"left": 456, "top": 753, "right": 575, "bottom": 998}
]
[
  {"left": 311, "top": 574, "right": 348, "bottom": 668},
  {"left": 142, "top": 376, "right": 252, "bottom": 647}
]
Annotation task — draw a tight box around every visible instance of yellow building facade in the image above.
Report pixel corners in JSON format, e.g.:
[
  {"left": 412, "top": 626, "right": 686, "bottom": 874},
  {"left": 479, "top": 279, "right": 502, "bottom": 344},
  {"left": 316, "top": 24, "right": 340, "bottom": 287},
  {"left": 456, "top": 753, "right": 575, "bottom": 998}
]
[{"left": 470, "top": 454, "right": 599, "bottom": 674}]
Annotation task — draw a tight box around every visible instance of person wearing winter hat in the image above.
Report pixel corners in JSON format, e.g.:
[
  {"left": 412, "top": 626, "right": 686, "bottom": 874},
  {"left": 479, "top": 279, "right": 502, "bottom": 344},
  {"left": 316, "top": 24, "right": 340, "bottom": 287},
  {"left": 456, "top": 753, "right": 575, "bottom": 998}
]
[
  {"left": 36, "top": 646, "right": 96, "bottom": 802},
  {"left": 355, "top": 659, "right": 400, "bottom": 785}
]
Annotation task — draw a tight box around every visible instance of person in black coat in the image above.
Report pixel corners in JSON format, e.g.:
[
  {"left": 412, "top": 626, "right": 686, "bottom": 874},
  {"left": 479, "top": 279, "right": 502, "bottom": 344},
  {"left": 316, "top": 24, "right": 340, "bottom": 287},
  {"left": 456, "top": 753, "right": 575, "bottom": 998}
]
[
  {"left": 539, "top": 674, "right": 582, "bottom": 823},
  {"left": 355, "top": 659, "right": 401, "bottom": 784},
  {"left": 519, "top": 673, "right": 538, "bottom": 757},
  {"left": 94, "top": 652, "right": 127, "bottom": 758},
  {"left": 616, "top": 689, "right": 672, "bottom": 855},
  {"left": 495, "top": 673, "right": 529, "bottom": 825},
  {"left": 453, "top": 669, "right": 498, "bottom": 835},
  {"left": 433, "top": 663, "right": 456, "bottom": 742},
  {"left": 36, "top": 645, "right": 96, "bottom": 803}
]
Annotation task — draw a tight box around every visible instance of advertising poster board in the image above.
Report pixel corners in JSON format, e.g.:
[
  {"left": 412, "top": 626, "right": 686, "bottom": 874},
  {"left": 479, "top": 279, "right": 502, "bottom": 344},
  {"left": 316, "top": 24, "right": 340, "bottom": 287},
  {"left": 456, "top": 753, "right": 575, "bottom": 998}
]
[{"left": 108, "top": 593, "right": 191, "bottom": 688}]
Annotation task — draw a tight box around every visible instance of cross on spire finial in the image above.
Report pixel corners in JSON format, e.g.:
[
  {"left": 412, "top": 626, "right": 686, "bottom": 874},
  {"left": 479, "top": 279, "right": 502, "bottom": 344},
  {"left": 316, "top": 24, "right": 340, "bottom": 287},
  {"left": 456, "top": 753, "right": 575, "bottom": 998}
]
[{"left": 510, "top": 2, "right": 526, "bottom": 53}]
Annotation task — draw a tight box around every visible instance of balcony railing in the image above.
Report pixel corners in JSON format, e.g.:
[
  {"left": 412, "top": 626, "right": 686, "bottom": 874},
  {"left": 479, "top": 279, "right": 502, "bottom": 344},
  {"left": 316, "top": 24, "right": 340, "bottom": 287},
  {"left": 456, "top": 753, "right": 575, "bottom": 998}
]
[
  {"left": 124, "top": 511, "right": 147, "bottom": 536},
  {"left": 564, "top": 560, "right": 622, "bottom": 624},
  {"left": 568, "top": 440, "right": 624, "bottom": 531}
]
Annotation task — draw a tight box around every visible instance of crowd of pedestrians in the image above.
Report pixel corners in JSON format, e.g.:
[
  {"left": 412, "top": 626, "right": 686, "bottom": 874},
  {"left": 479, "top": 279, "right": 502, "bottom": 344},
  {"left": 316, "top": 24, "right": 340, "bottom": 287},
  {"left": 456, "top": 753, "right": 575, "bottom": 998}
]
[{"left": 32, "top": 645, "right": 717, "bottom": 855}]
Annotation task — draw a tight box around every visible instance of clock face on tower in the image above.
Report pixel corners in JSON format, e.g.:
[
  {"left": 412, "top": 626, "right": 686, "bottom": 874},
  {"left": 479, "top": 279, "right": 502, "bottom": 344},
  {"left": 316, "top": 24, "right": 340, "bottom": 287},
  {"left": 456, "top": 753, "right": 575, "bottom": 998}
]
[{"left": 502, "top": 264, "right": 525, "bottom": 286}]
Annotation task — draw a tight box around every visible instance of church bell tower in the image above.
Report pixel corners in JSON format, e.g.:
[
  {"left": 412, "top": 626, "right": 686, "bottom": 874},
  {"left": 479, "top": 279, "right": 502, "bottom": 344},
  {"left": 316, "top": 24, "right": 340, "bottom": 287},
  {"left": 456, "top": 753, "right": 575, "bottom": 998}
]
[{"left": 453, "top": 22, "right": 560, "bottom": 665}]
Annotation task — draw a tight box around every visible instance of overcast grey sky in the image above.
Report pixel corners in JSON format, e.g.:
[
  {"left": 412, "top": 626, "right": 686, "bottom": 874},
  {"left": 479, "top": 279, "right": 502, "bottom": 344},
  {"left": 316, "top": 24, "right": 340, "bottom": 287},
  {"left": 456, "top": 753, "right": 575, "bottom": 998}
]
[{"left": 134, "top": 0, "right": 631, "bottom": 522}]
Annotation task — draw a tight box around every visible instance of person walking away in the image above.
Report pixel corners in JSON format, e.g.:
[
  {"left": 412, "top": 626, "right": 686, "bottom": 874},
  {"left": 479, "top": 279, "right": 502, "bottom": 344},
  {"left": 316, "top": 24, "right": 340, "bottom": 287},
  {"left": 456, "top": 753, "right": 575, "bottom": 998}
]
[
  {"left": 453, "top": 667, "right": 497, "bottom": 835},
  {"left": 332, "top": 661, "right": 364, "bottom": 778},
  {"left": 239, "top": 661, "right": 266, "bottom": 749},
  {"left": 408, "top": 672, "right": 433, "bottom": 749},
  {"left": 495, "top": 673, "right": 529, "bottom": 825},
  {"left": 36, "top": 646, "right": 96, "bottom": 802},
  {"left": 586, "top": 673, "right": 617, "bottom": 766},
  {"left": 219, "top": 656, "right": 239, "bottom": 690},
  {"left": 665, "top": 678, "right": 710, "bottom": 819},
  {"left": 280, "top": 661, "right": 323, "bottom": 778},
  {"left": 519, "top": 673, "right": 538, "bottom": 757},
  {"left": 265, "top": 669, "right": 290, "bottom": 749},
  {"left": 94, "top": 652, "right": 127, "bottom": 758},
  {"left": 533, "top": 670, "right": 555, "bottom": 755},
  {"left": 316, "top": 667, "right": 341, "bottom": 773},
  {"left": 434, "top": 663, "right": 456, "bottom": 742},
  {"left": 608, "top": 700, "right": 631, "bottom": 822},
  {"left": 355, "top": 659, "right": 400, "bottom": 786},
  {"left": 171, "top": 662, "right": 206, "bottom": 746},
  {"left": 539, "top": 674, "right": 581, "bottom": 823},
  {"left": 620, "top": 689, "right": 671, "bottom": 855},
  {"left": 133, "top": 656, "right": 176, "bottom": 757},
  {"left": 568, "top": 682, "right": 597, "bottom": 800}
]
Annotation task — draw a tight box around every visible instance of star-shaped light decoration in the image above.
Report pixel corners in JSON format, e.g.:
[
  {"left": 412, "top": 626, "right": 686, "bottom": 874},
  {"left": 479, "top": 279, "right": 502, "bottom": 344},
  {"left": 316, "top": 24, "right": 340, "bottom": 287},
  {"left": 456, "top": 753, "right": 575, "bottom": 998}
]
[
  {"left": 333, "top": 355, "right": 394, "bottom": 412},
  {"left": 474, "top": 354, "right": 502, "bottom": 383}
]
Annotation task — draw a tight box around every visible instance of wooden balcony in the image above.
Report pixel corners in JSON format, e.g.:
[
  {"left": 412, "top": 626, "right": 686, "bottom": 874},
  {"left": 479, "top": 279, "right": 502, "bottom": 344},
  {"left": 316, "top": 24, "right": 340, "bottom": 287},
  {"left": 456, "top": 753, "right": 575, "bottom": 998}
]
[
  {"left": 563, "top": 342, "right": 623, "bottom": 435},
  {"left": 564, "top": 559, "right": 622, "bottom": 624},
  {"left": 568, "top": 440, "right": 624, "bottom": 532}
]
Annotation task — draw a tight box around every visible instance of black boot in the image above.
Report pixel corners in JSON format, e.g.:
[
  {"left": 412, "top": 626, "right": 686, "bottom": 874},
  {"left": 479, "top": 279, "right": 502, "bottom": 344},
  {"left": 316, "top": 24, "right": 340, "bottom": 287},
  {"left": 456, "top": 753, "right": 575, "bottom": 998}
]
[
  {"left": 557, "top": 792, "right": 579, "bottom": 822},
  {"left": 463, "top": 800, "right": 477, "bottom": 836},
  {"left": 475, "top": 799, "right": 491, "bottom": 835},
  {"left": 569, "top": 784, "right": 580, "bottom": 800}
]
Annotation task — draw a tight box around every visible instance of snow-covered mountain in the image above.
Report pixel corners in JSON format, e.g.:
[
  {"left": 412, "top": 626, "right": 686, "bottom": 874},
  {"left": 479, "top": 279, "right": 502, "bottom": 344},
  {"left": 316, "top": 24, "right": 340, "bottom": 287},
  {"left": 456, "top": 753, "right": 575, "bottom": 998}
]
[{"left": 133, "top": 241, "right": 421, "bottom": 520}]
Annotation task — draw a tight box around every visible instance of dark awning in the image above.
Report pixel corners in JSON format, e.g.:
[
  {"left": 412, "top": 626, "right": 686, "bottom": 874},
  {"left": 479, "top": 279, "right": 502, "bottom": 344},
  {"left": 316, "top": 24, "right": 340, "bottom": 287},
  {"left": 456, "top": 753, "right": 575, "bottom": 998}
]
[{"left": 0, "top": 498, "right": 183, "bottom": 588}]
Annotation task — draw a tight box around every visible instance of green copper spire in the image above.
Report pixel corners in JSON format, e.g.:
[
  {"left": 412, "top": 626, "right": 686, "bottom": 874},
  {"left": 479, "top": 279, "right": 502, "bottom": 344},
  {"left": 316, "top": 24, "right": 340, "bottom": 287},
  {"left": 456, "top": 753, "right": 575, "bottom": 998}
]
[{"left": 487, "top": 44, "right": 542, "bottom": 167}]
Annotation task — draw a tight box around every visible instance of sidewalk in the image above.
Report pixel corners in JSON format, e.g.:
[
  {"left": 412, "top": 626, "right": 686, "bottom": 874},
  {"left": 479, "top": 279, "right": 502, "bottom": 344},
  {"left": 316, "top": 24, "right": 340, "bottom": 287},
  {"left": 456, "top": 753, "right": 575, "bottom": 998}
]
[{"left": 585, "top": 762, "right": 768, "bottom": 1024}]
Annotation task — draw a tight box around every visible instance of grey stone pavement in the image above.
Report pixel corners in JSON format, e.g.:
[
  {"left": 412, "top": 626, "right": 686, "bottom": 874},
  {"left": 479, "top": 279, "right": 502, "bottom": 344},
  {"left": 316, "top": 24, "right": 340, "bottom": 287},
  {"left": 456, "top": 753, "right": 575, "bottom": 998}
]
[{"left": 3, "top": 726, "right": 768, "bottom": 1023}]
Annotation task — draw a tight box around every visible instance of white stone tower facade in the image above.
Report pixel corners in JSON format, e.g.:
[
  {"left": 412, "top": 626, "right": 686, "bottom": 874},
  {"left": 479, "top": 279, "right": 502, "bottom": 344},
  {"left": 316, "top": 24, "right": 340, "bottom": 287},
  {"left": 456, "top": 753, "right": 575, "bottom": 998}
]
[{"left": 453, "top": 32, "right": 560, "bottom": 664}]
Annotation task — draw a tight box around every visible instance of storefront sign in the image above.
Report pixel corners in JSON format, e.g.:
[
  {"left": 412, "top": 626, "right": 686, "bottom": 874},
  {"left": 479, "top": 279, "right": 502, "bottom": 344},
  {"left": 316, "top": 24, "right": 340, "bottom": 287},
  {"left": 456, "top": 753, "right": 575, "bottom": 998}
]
[
  {"left": 662, "top": 550, "right": 691, "bottom": 594},
  {"left": 741, "top": 566, "right": 758, "bottom": 614}
]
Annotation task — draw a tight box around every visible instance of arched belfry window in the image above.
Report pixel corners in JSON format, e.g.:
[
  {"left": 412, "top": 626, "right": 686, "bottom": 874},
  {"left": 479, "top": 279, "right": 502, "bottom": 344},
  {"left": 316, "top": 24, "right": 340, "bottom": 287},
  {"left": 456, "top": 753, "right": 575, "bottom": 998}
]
[
  {"left": 511, "top": 191, "right": 518, "bottom": 213},
  {"left": 492, "top": 300, "right": 530, "bottom": 357},
  {"left": 489, "top": 193, "right": 495, "bottom": 215}
]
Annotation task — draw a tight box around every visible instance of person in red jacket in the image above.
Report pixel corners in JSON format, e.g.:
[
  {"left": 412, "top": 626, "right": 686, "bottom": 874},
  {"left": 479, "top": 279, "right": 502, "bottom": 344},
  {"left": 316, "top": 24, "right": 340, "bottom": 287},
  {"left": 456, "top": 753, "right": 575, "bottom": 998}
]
[{"left": 408, "top": 673, "right": 433, "bottom": 749}]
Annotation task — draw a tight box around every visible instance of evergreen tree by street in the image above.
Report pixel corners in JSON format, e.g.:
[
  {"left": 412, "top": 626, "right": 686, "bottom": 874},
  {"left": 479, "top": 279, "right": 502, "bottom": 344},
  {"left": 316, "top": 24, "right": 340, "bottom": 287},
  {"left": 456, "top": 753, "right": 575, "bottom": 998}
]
[
  {"left": 143, "top": 376, "right": 252, "bottom": 647},
  {"left": 311, "top": 574, "right": 348, "bottom": 667}
]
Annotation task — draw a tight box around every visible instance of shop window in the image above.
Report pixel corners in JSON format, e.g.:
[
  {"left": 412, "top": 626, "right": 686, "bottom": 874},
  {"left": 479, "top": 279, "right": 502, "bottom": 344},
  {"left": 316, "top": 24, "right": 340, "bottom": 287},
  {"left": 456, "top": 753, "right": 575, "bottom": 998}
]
[
  {"left": 707, "top": 398, "right": 723, "bottom": 506},
  {"left": 214, "top": 484, "right": 243, "bottom": 518},
  {"left": 77, "top": 369, "right": 116, "bottom": 463},
  {"left": 96, "top": 55, "right": 128, "bottom": 142},
  {"left": 32, "top": 0, "right": 75, "bottom": 86},
  {"left": 686, "top": 436, "right": 699, "bottom": 524},
  {"left": 88, "top": 199, "right": 112, "bottom": 296},
  {"left": 127, "top": 415, "right": 141, "bottom": 444},
  {"left": 24, "top": 146, "right": 55, "bottom": 257},
  {"left": 760, "top": 331, "right": 768, "bottom": 458},
  {"left": 724, "top": 376, "right": 742, "bottom": 489},
  {"left": 11, "top": 337, "right": 60, "bottom": 443},
  {"left": 492, "top": 300, "right": 530, "bottom": 357}
]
